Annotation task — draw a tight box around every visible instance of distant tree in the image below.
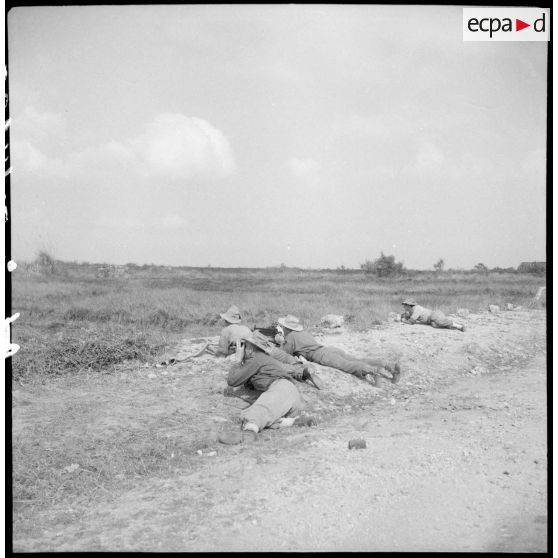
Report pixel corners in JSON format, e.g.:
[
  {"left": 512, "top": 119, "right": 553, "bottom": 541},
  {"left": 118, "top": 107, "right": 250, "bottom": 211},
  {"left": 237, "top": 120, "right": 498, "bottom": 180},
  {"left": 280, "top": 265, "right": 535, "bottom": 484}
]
[
  {"left": 361, "top": 252, "right": 405, "bottom": 278},
  {"left": 474, "top": 262, "right": 489, "bottom": 274},
  {"left": 35, "top": 250, "right": 57, "bottom": 275},
  {"left": 433, "top": 258, "right": 445, "bottom": 273},
  {"left": 337, "top": 264, "right": 347, "bottom": 273}
]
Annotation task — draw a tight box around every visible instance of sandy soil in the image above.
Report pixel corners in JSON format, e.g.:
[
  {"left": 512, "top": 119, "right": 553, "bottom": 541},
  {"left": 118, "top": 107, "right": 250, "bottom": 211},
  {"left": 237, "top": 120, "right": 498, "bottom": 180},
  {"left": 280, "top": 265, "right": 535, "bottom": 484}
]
[{"left": 12, "top": 308, "right": 547, "bottom": 552}]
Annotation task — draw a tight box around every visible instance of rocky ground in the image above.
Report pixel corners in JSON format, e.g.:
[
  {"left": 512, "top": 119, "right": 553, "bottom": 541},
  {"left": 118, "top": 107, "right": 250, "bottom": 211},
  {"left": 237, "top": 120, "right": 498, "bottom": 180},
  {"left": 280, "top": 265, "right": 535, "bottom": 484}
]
[{"left": 12, "top": 308, "right": 547, "bottom": 552}]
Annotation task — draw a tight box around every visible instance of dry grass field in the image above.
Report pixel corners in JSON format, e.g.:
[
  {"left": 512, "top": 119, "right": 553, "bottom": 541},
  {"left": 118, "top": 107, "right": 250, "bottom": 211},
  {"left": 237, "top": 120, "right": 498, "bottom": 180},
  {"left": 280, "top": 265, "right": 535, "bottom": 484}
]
[
  {"left": 10, "top": 261, "right": 547, "bottom": 551},
  {"left": 11, "top": 262, "right": 544, "bottom": 384}
]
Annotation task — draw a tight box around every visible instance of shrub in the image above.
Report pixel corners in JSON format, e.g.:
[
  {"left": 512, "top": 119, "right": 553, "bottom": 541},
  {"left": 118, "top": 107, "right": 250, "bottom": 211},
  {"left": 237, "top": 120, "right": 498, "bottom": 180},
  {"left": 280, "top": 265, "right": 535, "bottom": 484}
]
[
  {"left": 361, "top": 253, "right": 405, "bottom": 278},
  {"left": 35, "top": 251, "right": 58, "bottom": 275},
  {"left": 433, "top": 258, "right": 445, "bottom": 272},
  {"left": 517, "top": 262, "right": 546, "bottom": 274},
  {"left": 12, "top": 327, "right": 163, "bottom": 382}
]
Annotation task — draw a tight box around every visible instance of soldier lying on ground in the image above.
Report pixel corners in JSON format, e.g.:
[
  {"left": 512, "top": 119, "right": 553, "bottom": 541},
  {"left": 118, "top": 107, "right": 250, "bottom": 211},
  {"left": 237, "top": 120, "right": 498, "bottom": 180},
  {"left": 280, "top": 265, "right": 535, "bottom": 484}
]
[
  {"left": 209, "top": 306, "right": 322, "bottom": 388},
  {"left": 275, "top": 315, "right": 402, "bottom": 385},
  {"left": 400, "top": 298, "right": 465, "bottom": 332},
  {"left": 206, "top": 304, "right": 253, "bottom": 357},
  {"left": 222, "top": 334, "right": 317, "bottom": 442}
]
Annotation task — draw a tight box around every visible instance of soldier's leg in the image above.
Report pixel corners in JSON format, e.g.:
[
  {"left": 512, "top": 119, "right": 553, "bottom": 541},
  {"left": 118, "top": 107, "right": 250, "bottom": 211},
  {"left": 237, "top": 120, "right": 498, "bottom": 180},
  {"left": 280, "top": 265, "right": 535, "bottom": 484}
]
[
  {"left": 430, "top": 310, "right": 453, "bottom": 329},
  {"left": 240, "top": 379, "right": 304, "bottom": 432},
  {"left": 310, "top": 346, "right": 376, "bottom": 378},
  {"left": 322, "top": 347, "right": 394, "bottom": 380},
  {"left": 430, "top": 310, "right": 464, "bottom": 331}
]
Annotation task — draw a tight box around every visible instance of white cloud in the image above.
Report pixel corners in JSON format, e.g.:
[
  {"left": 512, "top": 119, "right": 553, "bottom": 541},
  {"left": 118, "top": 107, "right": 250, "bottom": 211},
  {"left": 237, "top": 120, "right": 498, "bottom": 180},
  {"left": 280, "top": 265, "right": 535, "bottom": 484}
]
[
  {"left": 13, "top": 106, "right": 66, "bottom": 141},
  {"left": 131, "top": 113, "right": 236, "bottom": 181},
  {"left": 10, "top": 113, "right": 237, "bottom": 186},
  {"left": 415, "top": 142, "right": 444, "bottom": 173},
  {"left": 161, "top": 213, "right": 187, "bottom": 229},
  {"left": 287, "top": 157, "right": 320, "bottom": 178},
  {"left": 10, "top": 140, "right": 71, "bottom": 179}
]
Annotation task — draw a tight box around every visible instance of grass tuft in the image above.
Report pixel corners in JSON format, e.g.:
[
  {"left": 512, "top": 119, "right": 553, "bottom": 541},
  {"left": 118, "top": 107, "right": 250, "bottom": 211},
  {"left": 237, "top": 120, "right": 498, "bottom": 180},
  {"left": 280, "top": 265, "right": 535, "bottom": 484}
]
[{"left": 12, "top": 325, "right": 164, "bottom": 383}]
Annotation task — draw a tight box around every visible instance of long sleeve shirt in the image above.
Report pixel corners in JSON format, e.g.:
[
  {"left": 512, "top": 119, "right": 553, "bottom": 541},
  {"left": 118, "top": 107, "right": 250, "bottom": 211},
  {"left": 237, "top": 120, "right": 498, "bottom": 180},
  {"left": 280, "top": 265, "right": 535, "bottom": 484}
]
[
  {"left": 282, "top": 330, "right": 323, "bottom": 359},
  {"left": 407, "top": 305, "right": 433, "bottom": 324},
  {"left": 217, "top": 324, "right": 253, "bottom": 355},
  {"left": 227, "top": 352, "right": 298, "bottom": 391}
]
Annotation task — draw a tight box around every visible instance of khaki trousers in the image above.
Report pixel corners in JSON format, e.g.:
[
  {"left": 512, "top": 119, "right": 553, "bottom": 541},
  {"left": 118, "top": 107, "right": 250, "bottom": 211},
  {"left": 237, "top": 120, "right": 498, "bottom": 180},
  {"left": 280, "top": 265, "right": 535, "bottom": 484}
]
[
  {"left": 241, "top": 379, "right": 305, "bottom": 431},
  {"left": 308, "top": 346, "right": 391, "bottom": 378}
]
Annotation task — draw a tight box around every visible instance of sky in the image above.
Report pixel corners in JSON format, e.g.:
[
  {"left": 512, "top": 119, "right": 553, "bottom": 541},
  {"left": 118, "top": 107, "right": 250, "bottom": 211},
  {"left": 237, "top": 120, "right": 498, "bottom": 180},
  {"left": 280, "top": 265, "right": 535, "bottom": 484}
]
[{"left": 7, "top": 5, "right": 548, "bottom": 270}]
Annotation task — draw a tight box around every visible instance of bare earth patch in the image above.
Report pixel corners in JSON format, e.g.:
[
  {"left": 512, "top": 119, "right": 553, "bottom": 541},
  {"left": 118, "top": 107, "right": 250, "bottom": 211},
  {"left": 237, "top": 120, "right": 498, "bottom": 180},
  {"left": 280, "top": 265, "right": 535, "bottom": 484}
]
[{"left": 12, "top": 309, "right": 547, "bottom": 552}]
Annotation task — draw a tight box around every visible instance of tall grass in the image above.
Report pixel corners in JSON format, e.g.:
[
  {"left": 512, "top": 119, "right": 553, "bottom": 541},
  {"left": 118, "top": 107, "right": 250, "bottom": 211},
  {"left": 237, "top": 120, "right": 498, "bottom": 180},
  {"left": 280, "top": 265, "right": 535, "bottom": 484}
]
[{"left": 11, "top": 263, "right": 545, "bottom": 382}]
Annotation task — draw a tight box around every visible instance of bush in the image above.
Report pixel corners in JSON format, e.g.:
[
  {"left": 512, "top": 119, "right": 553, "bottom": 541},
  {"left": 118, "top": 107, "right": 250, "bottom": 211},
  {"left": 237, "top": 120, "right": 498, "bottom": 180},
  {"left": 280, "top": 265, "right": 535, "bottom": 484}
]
[
  {"left": 361, "top": 253, "right": 405, "bottom": 278},
  {"left": 35, "top": 251, "right": 58, "bottom": 275},
  {"left": 12, "top": 327, "right": 163, "bottom": 382},
  {"left": 433, "top": 258, "right": 445, "bottom": 273}
]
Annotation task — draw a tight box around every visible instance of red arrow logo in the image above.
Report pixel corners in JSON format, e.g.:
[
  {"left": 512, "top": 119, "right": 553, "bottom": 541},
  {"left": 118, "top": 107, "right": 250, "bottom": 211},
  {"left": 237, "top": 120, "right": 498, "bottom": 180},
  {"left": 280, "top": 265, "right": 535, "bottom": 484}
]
[{"left": 516, "top": 19, "right": 530, "bottom": 31}]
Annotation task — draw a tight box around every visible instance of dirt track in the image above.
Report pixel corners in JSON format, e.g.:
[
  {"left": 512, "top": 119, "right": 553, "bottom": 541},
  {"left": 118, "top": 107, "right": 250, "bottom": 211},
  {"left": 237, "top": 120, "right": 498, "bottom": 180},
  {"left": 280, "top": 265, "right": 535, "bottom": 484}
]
[{"left": 12, "top": 309, "right": 547, "bottom": 552}]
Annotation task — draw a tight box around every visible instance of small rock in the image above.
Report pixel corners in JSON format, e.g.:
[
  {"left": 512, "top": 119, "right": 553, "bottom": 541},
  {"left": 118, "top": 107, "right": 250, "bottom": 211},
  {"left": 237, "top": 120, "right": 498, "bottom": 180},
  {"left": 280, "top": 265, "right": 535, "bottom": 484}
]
[
  {"left": 456, "top": 308, "right": 470, "bottom": 318},
  {"left": 320, "top": 314, "right": 344, "bottom": 328},
  {"left": 148, "top": 373, "right": 157, "bottom": 379},
  {"left": 488, "top": 304, "right": 500, "bottom": 313},
  {"left": 390, "top": 398, "right": 396, "bottom": 405},
  {"left": 218, "top": 431, "right": 242, "bottom": 445},
  {"left": 197, "top": 450, "right": 203, "bottom": 455},
  {"left": 207, "top": 451, "right": 216, "bottom": 457},
  {"left": 387, "top": 312, "right": 401, "bottom": 322},
  {"left": 294, "top": 415, "right": 318, "bottom": 427},
  {"left": 348, "top": 439, "right": 367, "bottom": 450},
  {"left": 506, "top": 303, "right": 515, "bottom": 310}
]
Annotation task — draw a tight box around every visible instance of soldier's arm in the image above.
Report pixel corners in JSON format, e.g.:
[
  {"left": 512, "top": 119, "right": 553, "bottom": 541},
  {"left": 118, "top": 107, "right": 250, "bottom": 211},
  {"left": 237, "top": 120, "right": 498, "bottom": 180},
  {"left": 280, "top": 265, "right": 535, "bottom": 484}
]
[
  {"left": 227, "top": 357, "right": 259, "bottom": 387},
  {"left": 401, "top": 310, "right": 415, "bottom": 324}
]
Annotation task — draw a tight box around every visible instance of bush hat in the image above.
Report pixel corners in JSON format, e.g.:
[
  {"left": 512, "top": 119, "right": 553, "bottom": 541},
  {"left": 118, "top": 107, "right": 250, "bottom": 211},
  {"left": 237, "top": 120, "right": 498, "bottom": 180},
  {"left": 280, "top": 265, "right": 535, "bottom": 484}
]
[
  {"left": 402, "top": 298, "right": 417, "bottom": 306},
  {"left": 220, "top": 305, "right": 242, "bottom": 324},
  {"left": 277, "top": 315, "right": 304, "bottom": 331},
  {"left": 242, "top": 333, "right": 272, "bottom": 354}
]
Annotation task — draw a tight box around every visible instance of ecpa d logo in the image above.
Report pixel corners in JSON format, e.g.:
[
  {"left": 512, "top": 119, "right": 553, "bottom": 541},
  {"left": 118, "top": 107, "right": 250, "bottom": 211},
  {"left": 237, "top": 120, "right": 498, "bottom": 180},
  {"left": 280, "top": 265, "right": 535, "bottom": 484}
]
[{"left": 463, "top": 8, "right": 549, "bottom": 41}]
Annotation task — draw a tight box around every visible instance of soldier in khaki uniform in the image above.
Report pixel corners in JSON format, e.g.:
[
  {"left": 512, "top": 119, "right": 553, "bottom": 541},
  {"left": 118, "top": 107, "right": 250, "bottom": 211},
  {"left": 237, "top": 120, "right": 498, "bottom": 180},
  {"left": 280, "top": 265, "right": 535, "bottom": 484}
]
[
  {"left": 227, "top": 335, "right": 314, "bottom": 436},
  {"left": 211, "top": 305, "right": 253, "bottom": 356},
  {"left": 275, "top": 315, "right": 401, "bottom": 385},
  {"left": 401, "top": 298, "right": 465, "bottom": 332},
  {"left": 213, "top": 306, "right": 321, "bottom": 388}
]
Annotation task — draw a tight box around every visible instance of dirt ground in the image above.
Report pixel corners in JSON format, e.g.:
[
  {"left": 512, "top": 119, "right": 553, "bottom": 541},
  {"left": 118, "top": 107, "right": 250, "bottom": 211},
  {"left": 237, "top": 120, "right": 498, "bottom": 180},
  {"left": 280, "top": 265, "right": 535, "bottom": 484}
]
[{"left": 12, "top": 308, "right": 548, "bottom": 552}]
